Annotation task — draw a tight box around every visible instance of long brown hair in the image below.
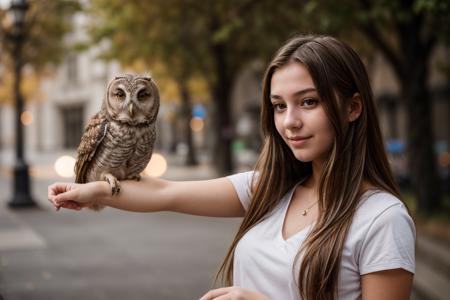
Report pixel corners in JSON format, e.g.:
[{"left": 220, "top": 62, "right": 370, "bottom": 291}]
[{"left": 216, "top": 35, "right": 402, "bottom": 299}]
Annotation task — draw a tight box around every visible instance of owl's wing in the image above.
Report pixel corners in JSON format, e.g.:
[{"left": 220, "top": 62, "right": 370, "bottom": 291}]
[{"left": 74, "top": 113, "right": 108, "bottom": 183}]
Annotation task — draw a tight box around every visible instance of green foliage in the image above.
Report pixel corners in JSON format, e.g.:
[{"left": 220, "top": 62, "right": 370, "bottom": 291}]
[
  {"left": 0, "top": 0, "right": 80, "bottom": 105},
  {"left": 405, "top": 190, "right": 450, "bottom": 220},
  {"left": 87, "top": 0, "right": 310, "bottom": 172},
  {"left": 87, "top": 0, "right": 305, "bottom": 85},
  {"left": 300, "top": 0, "right": 449, "bottom": 54},
  {"left": 0, "top": 0, "right": 81, "bottom": 70},
  {"left": 415, "top": 0, "right": 450, "bottom": 42}
]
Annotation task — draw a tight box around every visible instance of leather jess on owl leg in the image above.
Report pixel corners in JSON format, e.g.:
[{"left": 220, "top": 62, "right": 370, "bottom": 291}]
[{"left": 102, "top": 172, "right": 121, "bottom": 196}]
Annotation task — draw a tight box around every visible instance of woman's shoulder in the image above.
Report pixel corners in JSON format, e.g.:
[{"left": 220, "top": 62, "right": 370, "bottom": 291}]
[
  {"left": 347, "top": 190, "right": 416, "bottom": 275},
  {"left": 349, "top": 190, "right": 414, "bottom": 239},
  {"left": 226, "top": 170, "right": 256, "bottom": 188},
  {"left": 356, "top": 190, "right": 407, "bottom": 219},
  {"left": 226, "top": 171, "right": 257, "bottom": 211}
]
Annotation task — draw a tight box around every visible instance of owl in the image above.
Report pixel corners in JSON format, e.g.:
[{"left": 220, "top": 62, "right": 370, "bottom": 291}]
[{"left": 74, "top": 74, "right": 160, "bottom": 210}]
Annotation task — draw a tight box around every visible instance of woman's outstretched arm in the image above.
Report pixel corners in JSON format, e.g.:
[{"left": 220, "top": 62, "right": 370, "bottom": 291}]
[
  {"left": 361, "top": 269, "right": 413, "bottom": 300},
  {"left": 48, "top": 177, "right": 245, "bottom": 217}
]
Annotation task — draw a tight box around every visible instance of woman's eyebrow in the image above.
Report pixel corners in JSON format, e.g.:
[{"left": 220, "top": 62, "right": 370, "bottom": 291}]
[{"left": 270, "top": 87, "right": 317, "bottom": 100}]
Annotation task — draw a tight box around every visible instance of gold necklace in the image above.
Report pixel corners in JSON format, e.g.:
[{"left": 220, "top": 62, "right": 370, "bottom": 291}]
[{"left": 301, "top": 201, "right": 318, "bottom": 216}]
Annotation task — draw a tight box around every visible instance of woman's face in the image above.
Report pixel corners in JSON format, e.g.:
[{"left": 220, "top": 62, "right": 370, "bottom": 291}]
[{"left": 270, "top": 62, "right": 335, "bottom": 164}]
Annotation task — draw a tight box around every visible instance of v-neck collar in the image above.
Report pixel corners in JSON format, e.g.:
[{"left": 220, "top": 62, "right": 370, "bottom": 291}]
[{"left": 278, "top": 179, "right": 315, "bottom": 243}]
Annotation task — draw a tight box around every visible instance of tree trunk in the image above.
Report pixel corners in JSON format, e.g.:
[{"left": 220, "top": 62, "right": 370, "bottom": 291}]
[
  {"left": 0, "top": 105, "right": 2, "bottom": 152},
  {"left": 401, "top": 62, "right": 442, "bottom": 214},
  {"left": 211, "top": 42, "right": 234, "bottom": 175},
  {"left": 169, "top": 114, "right": 178, "bottom": 154},
  {"left": 179, "top": 81, "right": 198, "bottom": 166},
  {"left": 360, "top": 6, "right": 443, "bottom": 215},
  {"left": 397, "top": 15, "right": 443, "bottom": 214}
]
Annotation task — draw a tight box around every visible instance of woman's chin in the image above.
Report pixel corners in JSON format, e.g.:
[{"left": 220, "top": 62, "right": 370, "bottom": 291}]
[{"left": 292, "top": 153, "right": 313, "bottom": 163}]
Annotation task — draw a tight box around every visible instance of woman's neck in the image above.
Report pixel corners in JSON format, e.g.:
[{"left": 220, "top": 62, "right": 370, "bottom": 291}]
[
  {"left": 306, "top": 159, "right": 375, "bottom": 195},
  {"left": 303, "top": 160, "right": 325, "bottom": 192}
]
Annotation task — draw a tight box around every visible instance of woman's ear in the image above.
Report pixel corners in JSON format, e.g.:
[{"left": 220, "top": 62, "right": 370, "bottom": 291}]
[{"left": 348, "top": 93, "right": 363, "bottom": 122}]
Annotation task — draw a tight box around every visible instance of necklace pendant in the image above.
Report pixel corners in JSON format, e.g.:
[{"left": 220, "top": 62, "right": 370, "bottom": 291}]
[{"left": 302, "top": 209, "right": 308, "bottom": 216}]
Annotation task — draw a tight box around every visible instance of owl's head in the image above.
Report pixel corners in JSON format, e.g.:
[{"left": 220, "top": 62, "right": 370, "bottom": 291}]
[{"left": 104, "top": 74, "right": 160, "bottom": 125}]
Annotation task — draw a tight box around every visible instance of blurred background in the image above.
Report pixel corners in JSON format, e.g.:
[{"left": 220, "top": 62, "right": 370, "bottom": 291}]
[{"left": 0, "top": 0, "right": 449, "bottom": 299}]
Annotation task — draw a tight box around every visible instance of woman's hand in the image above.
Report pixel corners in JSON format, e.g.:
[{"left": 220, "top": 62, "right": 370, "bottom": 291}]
[
  {"left": 48, "top": 181, "right": 107, "bottom": 211},
  {"left": 199, "top": 286, "right": 271, "bottom": 300}
]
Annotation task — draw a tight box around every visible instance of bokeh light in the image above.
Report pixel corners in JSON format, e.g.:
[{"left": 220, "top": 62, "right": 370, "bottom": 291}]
[
  {"left": 21, "top": 111, "right": 33, "bottom": 126},
  {"left": 54, "top": 156, "right": 76, "bottom": 178},
  {"left": 190, "top": 117, "right": 204, "bottom": 132},
  {"left": 439, "top": 151, "right": 450, "bottom": 168},
  {"left": 143, "top": 153, "right": 167, "bottom": 177}
]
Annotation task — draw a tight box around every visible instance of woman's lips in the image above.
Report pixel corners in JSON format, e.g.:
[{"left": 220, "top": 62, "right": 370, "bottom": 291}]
[{"left": 287, "top": 136, "right": 311, "bottom": 147}]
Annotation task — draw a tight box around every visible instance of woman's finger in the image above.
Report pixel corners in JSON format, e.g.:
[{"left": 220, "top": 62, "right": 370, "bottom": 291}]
[
  {"left": 54, "top": 189, "right": 78, "bottom": 204},
  {"left": 57, "top": 201, "right": 82, "bottom": 211},
  {"left": 49, "top": 183, "right": 69, "bottom": 195},
  {"left": 199, "top": 287, "right": 233, "bottom": 300},
  {"left": 208, "top": 294, "right": 231, "bottom": 300}
]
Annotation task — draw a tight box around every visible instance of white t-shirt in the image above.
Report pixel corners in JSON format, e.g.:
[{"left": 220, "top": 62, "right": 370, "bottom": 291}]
[{"left": 227, "top": 171, "right": 415, "bottom": 300}]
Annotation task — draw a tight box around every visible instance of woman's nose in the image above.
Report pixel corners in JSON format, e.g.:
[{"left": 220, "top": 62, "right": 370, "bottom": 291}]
[{"left": 284, "top": 107, "right": 302, "bottom": 129}]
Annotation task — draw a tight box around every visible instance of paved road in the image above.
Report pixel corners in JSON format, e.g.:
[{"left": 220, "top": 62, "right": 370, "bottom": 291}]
[{"left": 0, "top": 152, "right": 242, "bottom": 300}]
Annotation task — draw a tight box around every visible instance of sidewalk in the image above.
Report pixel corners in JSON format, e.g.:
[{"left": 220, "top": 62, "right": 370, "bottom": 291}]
[
  {"left": 414, "top": 234, "right": 450, "bottom": 300},
  {"left": 0, "top": 149, "right": 239, "bottom": 300}
]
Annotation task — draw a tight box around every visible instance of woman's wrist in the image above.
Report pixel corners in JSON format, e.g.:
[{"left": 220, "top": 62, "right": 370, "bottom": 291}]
[{"left": 94, "top": 181, "right": 111, "bottom": 206}]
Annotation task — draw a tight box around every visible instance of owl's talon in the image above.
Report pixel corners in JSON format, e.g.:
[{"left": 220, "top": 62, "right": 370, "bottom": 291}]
[
  {"left": 113, "top": 180, "right": 121, "bottom": 196},
  {"left": 103, "top": 174, "right": 121, "bottom": 196},
  {"left": 111, "top": 185, "right": 120, "bottom": 196}
]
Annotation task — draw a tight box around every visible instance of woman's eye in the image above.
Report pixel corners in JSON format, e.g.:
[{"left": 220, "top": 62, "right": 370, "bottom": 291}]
[
  {"left": 302, "top": 98, "right": 318, "bottom": 107},
  {"left": 273, "top": 103, "right": 286, "bottom": 111}
]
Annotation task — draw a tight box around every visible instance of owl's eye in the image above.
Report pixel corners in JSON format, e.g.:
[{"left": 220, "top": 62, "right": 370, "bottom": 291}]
[
  {"left": 138, "top": 90, "right": 151, "bottom": 100},
  {"left": 114, "top": 89, "right": 125, "bottom": 99}
]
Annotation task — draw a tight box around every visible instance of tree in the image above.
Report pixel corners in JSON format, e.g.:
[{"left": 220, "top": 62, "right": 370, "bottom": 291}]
[
  {"left": 0, "top": 0, "right": 80, "bottom": 76},
  {"left": 88, "top": 0, "right": 208, "bottom": 166},
  {"left": 0, "top": 0, "right": 80, "bottom": 151},
  {"left": 0, "top": 0, "right": 80, "bottom": 107},
  {"left": 369, "top": 0, "right": 448, "bottom": 215},
  {"left": 301, "top": 0, "right": 449, "bottom": 214},
  {"left": 88, "top": 0, "right": 303, "bottom": 174}
]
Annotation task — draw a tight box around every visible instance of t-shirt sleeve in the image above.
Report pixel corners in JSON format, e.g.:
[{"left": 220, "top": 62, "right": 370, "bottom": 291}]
[
  {"left": 359, "top": 203, "right": 416, "bottom": 275},
  {"left": 226, "top": 171, "right": 254, "bottom": 211}
]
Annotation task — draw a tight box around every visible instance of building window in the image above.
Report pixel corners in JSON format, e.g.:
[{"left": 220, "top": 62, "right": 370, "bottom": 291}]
[
  {"left": 60, "top": 105, "right": 84, "bottom": 149},
  {"left": 67, "top": 54, "right": 78, "bottom": 83}
]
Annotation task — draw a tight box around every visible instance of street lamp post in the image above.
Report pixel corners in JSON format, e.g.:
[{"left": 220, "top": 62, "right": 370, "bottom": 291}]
[{"left": 7, "top": 0, "right": 36, "bottom": 208}]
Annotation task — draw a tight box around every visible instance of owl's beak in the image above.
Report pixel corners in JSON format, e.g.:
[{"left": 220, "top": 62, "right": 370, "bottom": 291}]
[{"left": 128, "top": 103, "right": 134, "bottom": 117}]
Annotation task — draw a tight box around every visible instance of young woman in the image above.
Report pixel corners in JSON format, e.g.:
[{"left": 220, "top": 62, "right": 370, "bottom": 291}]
[{"left": 48, "top": 35, "right": 415, "bottom": 300}]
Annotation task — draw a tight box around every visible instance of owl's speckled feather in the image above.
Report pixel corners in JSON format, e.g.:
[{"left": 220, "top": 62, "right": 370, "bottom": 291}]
[
  {"left": 74, "top": 113, "right": 108, "bottom": 183},
  {"left": 74, "top": 74, "right": 159, "bottom": 210}
]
